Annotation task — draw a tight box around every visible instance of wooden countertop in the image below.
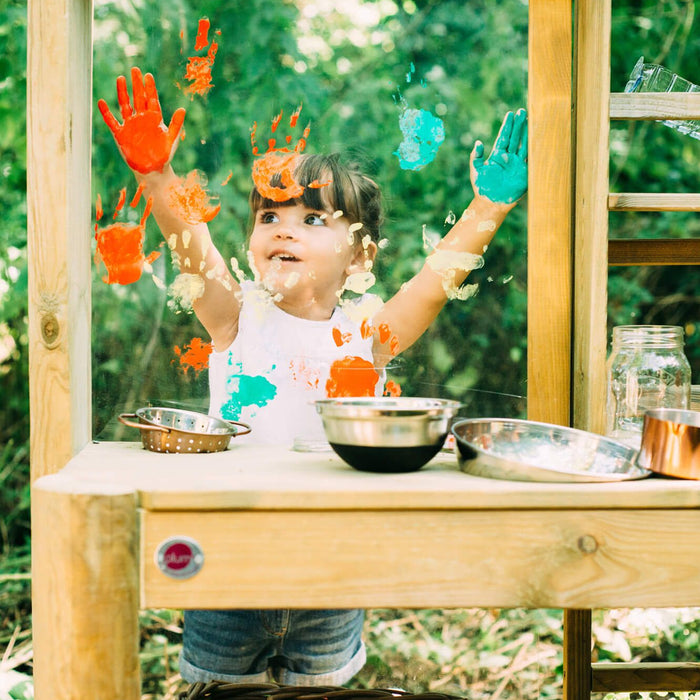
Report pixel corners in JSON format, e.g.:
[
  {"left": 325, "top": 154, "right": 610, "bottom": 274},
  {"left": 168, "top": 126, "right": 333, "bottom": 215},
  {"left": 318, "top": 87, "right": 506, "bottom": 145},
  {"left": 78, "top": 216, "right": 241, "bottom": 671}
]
[{"left": 35, "top": 440, "right": 700, "bottom": 511}]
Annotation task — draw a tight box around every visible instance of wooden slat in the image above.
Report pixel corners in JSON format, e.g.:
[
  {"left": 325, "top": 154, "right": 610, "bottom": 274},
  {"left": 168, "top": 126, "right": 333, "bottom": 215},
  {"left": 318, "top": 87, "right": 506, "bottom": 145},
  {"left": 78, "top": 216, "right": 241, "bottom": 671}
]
[
  {"left": 609, "top": 192, "right": 700, "bottom": 211},
  {"left": 27, "top": 0, "right": 93, "bottom": 481},
  {"left": 592, "top": 662, "right": 700, "bottom": 692},
  {"left": 140, "top": 508, "right": 700, "bottom": 609},
  {"left": 609, "top": 238, "right": 700, "bottom": 266},
  {"left": 572, "top": 0, "right": 611, "bottom": 437},
  {"left": 527, "top": 0, "right": 572, "bottom": 426},
  {"left": 564, "top": 610, "right": 592, "bottom": 700},
  {"left": 611, "top": 91, "right": 700, "bottom": 120}
]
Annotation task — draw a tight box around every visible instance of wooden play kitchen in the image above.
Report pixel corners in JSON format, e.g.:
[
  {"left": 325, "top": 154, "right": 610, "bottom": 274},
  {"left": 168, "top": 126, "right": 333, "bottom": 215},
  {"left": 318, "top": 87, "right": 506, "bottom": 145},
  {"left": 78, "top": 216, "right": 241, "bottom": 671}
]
[{"left": 27, "top": 1, "right": 700, "bottom": 699}]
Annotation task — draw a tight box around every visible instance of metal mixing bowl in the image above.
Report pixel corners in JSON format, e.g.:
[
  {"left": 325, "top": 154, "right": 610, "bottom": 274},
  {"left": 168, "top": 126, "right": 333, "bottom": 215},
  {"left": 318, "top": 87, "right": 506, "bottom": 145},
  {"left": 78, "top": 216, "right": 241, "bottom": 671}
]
[
  {"left": 452, "top": 418, "right": 650, "bottom": 482},
  {"left": 315, "top": 397, "right": 462, "bottom": 472},
  {"left": 637, "top": 408, "right": 700, "bottom": 479}
]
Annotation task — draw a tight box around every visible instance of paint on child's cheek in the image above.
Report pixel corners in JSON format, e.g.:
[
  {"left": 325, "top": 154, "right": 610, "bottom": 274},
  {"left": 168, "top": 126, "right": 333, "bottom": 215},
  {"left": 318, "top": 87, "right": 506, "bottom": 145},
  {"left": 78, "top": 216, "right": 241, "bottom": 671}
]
[
  {"left": 168, "top": 170, "right": 221, "bottom": 224},
  {"left": 94, "top": 189, "right": 160, "bottom": 285},
  {"left": 173, "top": 337, "right": 212, "bottom": 373},
  {"left": 326, "top": 356, "right": 380, "bottom": 398},
  {"left": 181, "top": 18, "right": 219, "bottom": 98},
  {"left": 393, "top": 64, "right": 445, "bottom": 171}
]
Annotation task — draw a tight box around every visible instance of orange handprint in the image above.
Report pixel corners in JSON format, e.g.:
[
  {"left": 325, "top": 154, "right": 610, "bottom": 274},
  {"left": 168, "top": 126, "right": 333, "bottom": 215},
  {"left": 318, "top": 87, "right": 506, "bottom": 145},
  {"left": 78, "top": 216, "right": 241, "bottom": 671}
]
[
  {"left": 251, "top": 106, "right": 329, "bottom": 203},
  {"left": 94, "top": 186, "right": 160, "bottom": 285},
  {"left": 98, "top": 67, "right": 186, "bottom": 175}
]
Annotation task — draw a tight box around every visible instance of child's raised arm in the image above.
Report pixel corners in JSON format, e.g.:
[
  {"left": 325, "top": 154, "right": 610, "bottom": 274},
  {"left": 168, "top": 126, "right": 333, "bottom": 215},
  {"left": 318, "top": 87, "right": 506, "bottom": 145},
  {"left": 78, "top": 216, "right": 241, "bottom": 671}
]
[
  {"left": 373, "top": 109, "right": 528, "bottom": 364},
  {"left": 98, "top": 67, "right": 242, "bottom": 351}
]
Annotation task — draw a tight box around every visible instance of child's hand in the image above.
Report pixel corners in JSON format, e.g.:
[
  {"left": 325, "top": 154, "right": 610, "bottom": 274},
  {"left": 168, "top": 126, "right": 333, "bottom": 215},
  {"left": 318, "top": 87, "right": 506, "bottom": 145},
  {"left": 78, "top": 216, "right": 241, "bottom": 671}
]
[
  {"left": 98, "top": 67, "right": 186, "bottom": 175},
  {"left": 470, "top": 108, "right": 528, "bottom": 207}
]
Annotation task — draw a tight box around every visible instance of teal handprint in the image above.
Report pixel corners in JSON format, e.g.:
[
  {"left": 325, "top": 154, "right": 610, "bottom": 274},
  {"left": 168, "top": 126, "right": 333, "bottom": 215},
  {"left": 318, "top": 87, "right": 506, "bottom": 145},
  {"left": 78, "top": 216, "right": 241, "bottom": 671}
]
[{"left": 471, "top": 108, "right": 528, "bottom": 205}]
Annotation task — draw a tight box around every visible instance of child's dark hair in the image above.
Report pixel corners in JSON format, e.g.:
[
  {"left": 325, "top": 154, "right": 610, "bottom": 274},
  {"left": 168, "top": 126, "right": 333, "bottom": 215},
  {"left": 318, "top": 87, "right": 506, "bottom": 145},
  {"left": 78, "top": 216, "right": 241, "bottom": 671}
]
[{"left": 248, "top": 153, "right": 383, "bottom": 243}]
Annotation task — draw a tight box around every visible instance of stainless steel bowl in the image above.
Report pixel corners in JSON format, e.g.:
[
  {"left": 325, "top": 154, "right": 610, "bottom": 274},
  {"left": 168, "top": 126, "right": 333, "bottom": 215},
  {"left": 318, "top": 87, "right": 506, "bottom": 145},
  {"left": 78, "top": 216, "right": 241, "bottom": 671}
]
[
  {"left": 637, "top": 408, "right": 700, "bottom": 479},
  {"left": 452, "top": 418, "right": 650, "bottom": 482},
  {"left": 315, "top": 397, "right": 462, "bottom": 472}
]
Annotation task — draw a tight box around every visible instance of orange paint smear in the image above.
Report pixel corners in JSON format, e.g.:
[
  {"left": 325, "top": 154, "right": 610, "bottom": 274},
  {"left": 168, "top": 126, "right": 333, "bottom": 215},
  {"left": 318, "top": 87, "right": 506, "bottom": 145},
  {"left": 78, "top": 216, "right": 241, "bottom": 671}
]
[
  {"left": 194, "top": 18, "right": 210, "bottom": 51},
  {"left": 94, "top": 191, "right": 159, "bottom": 285},
  {"left": 289, "top": 359, "right": 321, "bottom": 390},
  {"left": 378, "top": 323, "right": 391, "bottom": 344},
  {"left": 173, "top": 337, "right": 213, "bottom": 373},
  {"left": 95, "top": 194, "right": 104, "bottom": 221},
  {"left": 332, "top": 327, "right": 352, "bottom": 347},
  {"left": 250, "top": 106, "right": 321, "bottom": 202},
  {"left": 168, "top": 170, "right": 221, "bottom": 224},
  {"left": 221, "top": 170, "right": 233, "bottom": 186},
  {"left": 325, "top": 356, "right": 379, "bottom": 398},
  {"left": 184, "top": 42, "right": 219, "bottom": 97},
  {"left": 130, "top": 182, "right": 146, "bottom": 207},
  {"left": 383, "top": 380, "right": 402, "bottom": 397},
  {"left": 113, "top": 187, "right": 127, "bottom": 219}
]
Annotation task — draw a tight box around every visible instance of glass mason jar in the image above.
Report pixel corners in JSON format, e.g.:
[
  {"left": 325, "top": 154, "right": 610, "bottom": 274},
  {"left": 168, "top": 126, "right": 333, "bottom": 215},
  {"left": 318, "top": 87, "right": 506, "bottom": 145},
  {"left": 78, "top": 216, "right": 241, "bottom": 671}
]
[{"left": 606, "top": 325, "right": 691, "bottom": 448}]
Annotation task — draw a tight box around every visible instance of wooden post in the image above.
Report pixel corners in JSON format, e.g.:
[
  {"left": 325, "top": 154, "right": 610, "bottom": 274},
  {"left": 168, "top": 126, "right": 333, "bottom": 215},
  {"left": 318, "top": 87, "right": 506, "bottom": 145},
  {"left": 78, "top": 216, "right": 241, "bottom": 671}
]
[
  {"left": 572, "top": 0, "right": 611, "bottom": 435},
  {"left": 27, "top": 0, "right": 93, "bottom": 481},
  {"left": 527, "top": 0, "right": 573, "bottom": 426},
  {"left": 31, "top": 475, "right": 141, "bottom": 700},
  {"left": 564, "top": 609, "right": 593, "bottom": 700}
]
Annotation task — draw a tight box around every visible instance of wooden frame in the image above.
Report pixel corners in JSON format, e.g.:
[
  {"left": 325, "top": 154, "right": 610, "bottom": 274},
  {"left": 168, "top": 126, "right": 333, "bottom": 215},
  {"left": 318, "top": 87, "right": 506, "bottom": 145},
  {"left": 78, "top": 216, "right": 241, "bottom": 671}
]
[{"left": 29, "top": 2, "right": 700, "bottom": 700}]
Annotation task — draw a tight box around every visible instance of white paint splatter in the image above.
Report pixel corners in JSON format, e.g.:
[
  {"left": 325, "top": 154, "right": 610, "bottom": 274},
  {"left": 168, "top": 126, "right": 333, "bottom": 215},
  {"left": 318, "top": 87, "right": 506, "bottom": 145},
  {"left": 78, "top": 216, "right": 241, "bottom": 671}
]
[
  {"left": 426, "top": 249, "right": 484, "bottom": 300},
  {"left": 343, "top": 271, "right": 376, "bottom": 294},
  {"left": 477, "top": 219, "right": 497, "bottom": 233},
  {"left": 349, "top": 222, "right": 363, "bottom": 233},
  {"left": 332, "top": 210, "right": 344, "bottom": 219},
  {"left": 284, "top": 271, "right": 300, "bottom": 289},
  {"left": 182, "top": 230, "right": 192, "bottom": 248},
  {"left": 339, "top": 293, "right": 384, "bottom": 324},
  {"left": 378, "top": 238, "right": 390, "bottom": 249},
  {"left": 444, "top": 210, "right": 457, "bottom": 225},
  {"left": 168, "top": 272, "right": 205, "bottom": 313}
]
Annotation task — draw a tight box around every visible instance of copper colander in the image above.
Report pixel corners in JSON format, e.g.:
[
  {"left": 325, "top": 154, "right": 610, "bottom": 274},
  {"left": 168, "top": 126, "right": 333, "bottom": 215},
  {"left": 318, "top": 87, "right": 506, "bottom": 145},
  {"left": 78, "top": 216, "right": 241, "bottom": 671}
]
[{"left": 118, "top": 407, "right": 251, "bottom": 453}]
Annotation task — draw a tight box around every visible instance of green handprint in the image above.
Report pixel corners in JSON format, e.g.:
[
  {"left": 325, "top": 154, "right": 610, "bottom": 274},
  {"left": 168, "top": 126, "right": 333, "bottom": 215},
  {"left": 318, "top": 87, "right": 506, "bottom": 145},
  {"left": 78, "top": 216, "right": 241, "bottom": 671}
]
[{"left": 471, "top": 108, "right": 528, "bottom": 205}]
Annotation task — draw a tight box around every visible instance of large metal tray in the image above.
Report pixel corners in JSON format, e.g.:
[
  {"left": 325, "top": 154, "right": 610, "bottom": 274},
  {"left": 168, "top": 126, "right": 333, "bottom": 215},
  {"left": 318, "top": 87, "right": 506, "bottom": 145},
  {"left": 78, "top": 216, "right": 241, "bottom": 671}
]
[{"left": 452, "top": 418, "right": 651, "bottom": 482}]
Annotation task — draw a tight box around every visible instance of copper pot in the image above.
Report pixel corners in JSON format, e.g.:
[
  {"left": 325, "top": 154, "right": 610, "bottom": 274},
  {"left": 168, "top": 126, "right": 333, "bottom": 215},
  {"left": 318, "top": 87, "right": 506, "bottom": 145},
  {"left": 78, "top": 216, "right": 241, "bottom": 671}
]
[{"left": 637, "top": 408, "right": 700, "bottom": 479}]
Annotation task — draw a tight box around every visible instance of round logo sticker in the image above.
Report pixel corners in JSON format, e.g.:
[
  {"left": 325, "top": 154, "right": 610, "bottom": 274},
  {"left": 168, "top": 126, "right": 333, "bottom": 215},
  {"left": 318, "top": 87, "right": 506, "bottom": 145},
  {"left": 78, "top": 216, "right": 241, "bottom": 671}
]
[{"left": 155, "top": 536, "right": 204, "bottom": 579}]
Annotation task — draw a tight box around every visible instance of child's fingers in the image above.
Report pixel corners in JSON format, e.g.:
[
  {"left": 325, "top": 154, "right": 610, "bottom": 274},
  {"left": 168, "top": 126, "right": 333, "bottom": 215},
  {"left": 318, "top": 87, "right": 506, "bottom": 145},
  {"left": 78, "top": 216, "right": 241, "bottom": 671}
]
[
  {"left": 116, "top": 74, "right": 132, "bottom": 120},
  {"left": 144, "top": 72, "right": 162, "bottom": 115},
  {"left": 509, "top": 108, "right": 527, "bottom": 154},
  {"left": 491, "top": 111, "right": 514, "bottom": 156},
  {"left": 97, "top": 98, "right": 120, "bottom": 134},
  {"left": 131, "top": 66, "right": 147, "bottom": 113},
  {"left": 168, "top": 108, "right": 187, "bottom": 143},
  {"left": 518, "top": 117, "right": 529, "bottom": 160}
]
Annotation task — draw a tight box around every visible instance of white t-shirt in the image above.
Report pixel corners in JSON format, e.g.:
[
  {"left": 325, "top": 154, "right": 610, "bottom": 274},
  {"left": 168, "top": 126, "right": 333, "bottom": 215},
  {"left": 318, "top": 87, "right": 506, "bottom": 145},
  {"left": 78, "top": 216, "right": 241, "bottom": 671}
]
[{"left": 208, "top": 281, "right": 384, "bottom": 446}]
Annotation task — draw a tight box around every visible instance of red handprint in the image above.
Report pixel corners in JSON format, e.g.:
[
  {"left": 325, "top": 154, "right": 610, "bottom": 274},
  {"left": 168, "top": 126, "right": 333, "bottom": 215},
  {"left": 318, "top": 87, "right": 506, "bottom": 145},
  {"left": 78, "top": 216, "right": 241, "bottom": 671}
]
[{"left": 98, "top": 67, "right": 186, "bottom": 175}]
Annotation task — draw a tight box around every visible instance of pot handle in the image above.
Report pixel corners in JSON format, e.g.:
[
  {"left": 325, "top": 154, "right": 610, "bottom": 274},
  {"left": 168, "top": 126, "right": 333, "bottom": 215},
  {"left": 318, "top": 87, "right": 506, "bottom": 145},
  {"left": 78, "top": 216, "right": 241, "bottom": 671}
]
[
  {"left": 226, "top": 420, "right": 252, "bottom": 437},
  {"left": 118, "top": 413, "right": 171, "bottom": 433}
]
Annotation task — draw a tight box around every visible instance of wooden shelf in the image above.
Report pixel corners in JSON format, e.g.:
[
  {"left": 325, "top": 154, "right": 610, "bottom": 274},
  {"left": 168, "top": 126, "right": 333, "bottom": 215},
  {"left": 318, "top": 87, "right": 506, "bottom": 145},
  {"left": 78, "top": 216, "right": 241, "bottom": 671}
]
[
  {"left": 608, "top": 238, "right": 700, "bottom": 266},
  {"left": 610, "top": 92, "right": 700, "bottom": 120},
  {"left": 609, "top": 193, "right": 700, "bottom": 211}
]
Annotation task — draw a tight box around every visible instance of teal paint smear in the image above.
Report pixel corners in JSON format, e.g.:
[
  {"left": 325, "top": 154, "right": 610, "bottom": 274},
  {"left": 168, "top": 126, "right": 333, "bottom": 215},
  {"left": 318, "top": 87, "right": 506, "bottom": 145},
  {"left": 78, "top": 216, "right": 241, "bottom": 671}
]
[
  {"left": 220, "top": 363, "right": 278, "bottom": 420},
  {"left": 394, "top": 107, "right": 445, "bottom": 171}
]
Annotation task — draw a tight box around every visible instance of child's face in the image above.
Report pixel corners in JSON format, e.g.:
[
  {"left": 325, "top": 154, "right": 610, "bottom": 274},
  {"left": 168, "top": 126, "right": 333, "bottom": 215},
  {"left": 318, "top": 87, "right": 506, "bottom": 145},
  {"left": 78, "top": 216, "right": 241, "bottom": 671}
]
[{"left": 248, "top": 202, "right": 369, "bottom": 306}]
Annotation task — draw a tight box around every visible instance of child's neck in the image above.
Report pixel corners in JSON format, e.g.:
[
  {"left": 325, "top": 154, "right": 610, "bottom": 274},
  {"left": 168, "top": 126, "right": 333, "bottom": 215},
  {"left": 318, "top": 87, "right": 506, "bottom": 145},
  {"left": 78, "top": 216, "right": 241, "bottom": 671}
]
[{"left": 271, "top": 289, "right": 338, "bottom": 321}]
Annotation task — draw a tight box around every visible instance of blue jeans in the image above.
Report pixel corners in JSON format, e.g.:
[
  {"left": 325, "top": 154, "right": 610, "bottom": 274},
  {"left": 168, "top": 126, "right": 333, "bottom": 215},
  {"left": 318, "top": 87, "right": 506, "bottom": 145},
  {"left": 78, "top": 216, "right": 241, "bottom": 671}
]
[{"left": 179, "top": 608, "right": 366, "bottom": 686}]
